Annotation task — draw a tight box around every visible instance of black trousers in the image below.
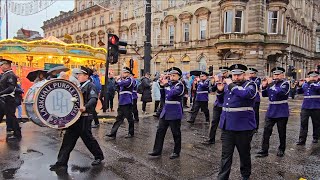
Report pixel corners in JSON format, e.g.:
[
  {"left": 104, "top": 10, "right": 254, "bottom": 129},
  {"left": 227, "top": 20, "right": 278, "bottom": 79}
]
[
  {"left": 132, "top": 99, "right": 139, "bottom": 121},
  {"left": 183, "top": 97, "right": 188, "bottom": 107},
  {"left": 56, "top": 116, "right": 104, "bottom": 166},
  {"left": 261, "top": 117, "right": 288, "bottom": 152},
  {"left": 99, "top": 86, "right": 105, "bottom": 108},
  {"left": 190, "top": 101, "right": 209, "bottom": 122},
  {"left": 3, "top": 98, "right": 21, "bottom": 137},
  {"left": 190, "top": 94, "right": 197, "bottom": 111},
  {"left": 110, "top": 104, "right": 134, "bottom": 136},
  {"left": 299, "top": 109, "right": 320, "bottom": 142},
  {"left": 254, "top": 102, "right": 260, "bottom": 130},
  {"left": 142, "top": 101, "right": 148, "bottom": 112},
  {"left": 92, "top": 110, "right": 99, "bottom": 125},
  {"left": 208, "top": 106, "right": 222, "bottom": 142},
  {"left": 156, "top": 99, "right": 165, "bottom": 116},
  {"left": 154, "top": 101, "right": 160, "bottom": 112},
  {"left": 218, "top": 130, "right": 253, "bottom": 180},
  {"left": 106, "top": 93, "right": 114, "bottom": 110},
  {"left": 152, "top": 119, "right": 181, "bottom": 154}
]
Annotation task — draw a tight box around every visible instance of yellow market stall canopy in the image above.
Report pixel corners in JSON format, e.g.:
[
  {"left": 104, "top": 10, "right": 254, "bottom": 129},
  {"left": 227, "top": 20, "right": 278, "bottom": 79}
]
[{"left": 0, "top": 38, "right": 107, "bottom": 73}]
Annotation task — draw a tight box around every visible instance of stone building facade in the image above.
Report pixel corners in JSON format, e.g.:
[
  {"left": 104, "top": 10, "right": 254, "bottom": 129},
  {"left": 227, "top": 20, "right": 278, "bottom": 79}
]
[{"left": 42, "top": 0, "right": 320, "bottom": 79}]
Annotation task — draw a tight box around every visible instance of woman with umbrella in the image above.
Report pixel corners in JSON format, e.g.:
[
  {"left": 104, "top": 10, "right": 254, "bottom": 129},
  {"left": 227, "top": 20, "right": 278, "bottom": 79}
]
[
  {"left": 47, "top": 66, "right": 70, "bottom": 80},
  {"left": 26, "top": 70, "right": 48, "bottom": 83}
]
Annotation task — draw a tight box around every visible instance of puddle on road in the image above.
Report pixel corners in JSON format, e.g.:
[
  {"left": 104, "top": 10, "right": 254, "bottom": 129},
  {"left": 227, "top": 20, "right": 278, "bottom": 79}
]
[
  {"left": 2, "top": 167, "right": 19, "bottom": 179},
  {"left": 70, "top": 165, "right": 91, "bottom": 173}
]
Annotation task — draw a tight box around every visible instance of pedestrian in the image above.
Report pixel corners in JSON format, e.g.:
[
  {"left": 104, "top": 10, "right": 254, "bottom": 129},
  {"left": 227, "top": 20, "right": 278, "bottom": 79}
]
[
  {"left": 189, "top": 75, "right": 195, "bottom": 105},
  {"left": 106, "top": 67, "right": 135, "bottom": 139},
  {"left": 202, "top": 67, "right": 229, "bottom": 145},
  {"left": 91, "top": 69, "right": 102, "bottom": 128},
  {"left": 49, "top": 66, "right": 104, "bottom": 171},
  {"left": 148, "top": 67, "right": 185, "bottom": 159},
  {"left": 132, "top": 72, "right": 139, "bottom": 122},
  {"left": 182, "top": 72, "right": 190, "bottom": 108},
  {"left": 69, "top": 68, "right": 80, "bottom": 87},
  {"left": 105, "top": 72, "right": 116, "bottom": 112},
  {"left": 257, "top": 67, "right": 290, "bottom": 158},
  {"left": 187, "top": 71, "right": 210, "bottom": 123},
  {"left": 0, "top": 59, "right": 22, "bottom": 140},
  {"left": 217, "top": 64, "right": 257, "bottom": 180},
  {"left": 247, "top": 68, "right": 261, "bottom": 132},
  {"left": 290, "top": 80, "right": 297, "bottom": 99},
  {"left": 189, "top": 76, "right": 199, "bottom": 113},
  {"left": 296, "top": 71, "right": 320, "bottom": 145},
  {"left": 152, "top": 76, "right": 161, "bottom": 113},
  {"left": 34, "top": 70, "right": 47, "bottom": 83},
  {"left": 140, "top": 72, "right": 152, "bottom": 114}
]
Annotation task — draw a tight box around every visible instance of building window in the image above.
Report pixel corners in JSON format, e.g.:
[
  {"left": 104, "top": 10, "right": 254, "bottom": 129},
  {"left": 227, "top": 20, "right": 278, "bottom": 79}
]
[
  {"left": 78, "top": 23, "right": 81, "bottom": 32},
  {"left": 121, "top": 33, "right": 127, "bottom": 41},
  {"left": 234, "top": 11, "right": 243, "bottom": 33},
  {"left": 61, "top": 29, "right": 64, "bottom": 36},
  {"left": 169, "top": 25, "right": 174, "bottom": 44},
  {"left": 156, "top": 0, "right": 161, "bottom": 10},
  {"left": 85, "top": 20, "right": 88, "bottom": 30},
  {"left": 268, "top": 11, "right": 278, "bottom": 34},
  {"left": 184, "top": 23, "right": 190, "bottom": 42},
  {"left": 199, "top": 56, "right": 207, "bottom": 71},
  {"left": 66, "top": 28, "right": 68, "bottom": 34},
  {"left": 92, "top": 18, "right": 96, "bottom": 28},
  {"left": 133, "top": 6, "right": 138, "bottom": 18},
  {"left": 71, "top": 25, "right": 73, "bottom": 33},
  {"left": 91, "top": 38, "right": 96, "bottom": 47},
  {"left": 124, "top": 7, "right": 128, "bottom": 19},
  {"left": 169, "top": 0, "right": 175, "bottom": 8},
  {"left": 57, "top": 30, "right": 59, "bottom": 37},
  {"left": 224, "top": 11, "right": 233, "bottom": 33},
  {"left": 224, "top": 10, "right": 243, "bottom": 33},
  {"left": 100, "top": 16, "right": 104, "bottom": 25},
  {"left": 316, "top": 37, "right": 320, "bottom": 52},
  {"left": 109, "top": 13, "right": 114, "bottom": 22},
  {"left": 199, "top": 19, "right": 207, "bottom": 40}
]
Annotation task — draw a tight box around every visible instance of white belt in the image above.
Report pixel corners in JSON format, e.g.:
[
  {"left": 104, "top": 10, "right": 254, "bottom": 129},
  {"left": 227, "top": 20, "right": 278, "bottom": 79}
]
[
  {"left": 197, "top": 91, "right": 208, "bottom": 94},
  {"left": 165, "top": 101, "right": 180, "bottom": 104},
  {"left": 222, "top": 107, "right": 253, "bottom": 112},
  {"left": 133, "top": 90, "right": 137, "bottom": 93},
  {"left": 304, "top": 95, "right": 320, "bottom": 99},
  {"left": 269, "top": 100, "right": 288, "bottom": 104},
  {"left": 119, "top": 91, "right": 132, "bottom": 95}
]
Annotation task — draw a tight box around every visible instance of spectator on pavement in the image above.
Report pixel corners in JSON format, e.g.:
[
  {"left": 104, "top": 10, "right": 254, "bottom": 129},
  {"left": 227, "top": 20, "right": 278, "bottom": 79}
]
[
  {"left": 140, "top": 72, "right": 152, "bottom": 114},
  {"left": 106, "top": 72, "right": 116, "bottom": 112},
  {"left": 182, "top": 72, "right": 190, "bottom": 108},
  {"left": 152, "top": 75, "right": 161, "bottom": 113},
  {"left": 69, "top": 68, "right": 80, "bottom": 87}
]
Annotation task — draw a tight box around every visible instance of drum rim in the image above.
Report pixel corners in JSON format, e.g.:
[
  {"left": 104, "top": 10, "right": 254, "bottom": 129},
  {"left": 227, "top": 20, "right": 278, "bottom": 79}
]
[{"left": 33, "top": 79, "right": 84, "bottom": 129}]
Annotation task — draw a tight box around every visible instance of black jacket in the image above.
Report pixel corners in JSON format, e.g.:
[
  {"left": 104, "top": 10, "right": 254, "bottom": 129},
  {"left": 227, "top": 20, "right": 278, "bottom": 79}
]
[
  {"left": 80, "top": 80, "right": 98, "bottom": 114},
  {"left": 140, "top": 77, "right": 152, "bottom": 102}
]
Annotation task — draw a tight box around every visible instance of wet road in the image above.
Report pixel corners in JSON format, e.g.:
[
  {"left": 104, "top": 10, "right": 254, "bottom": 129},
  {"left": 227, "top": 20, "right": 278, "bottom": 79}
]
[{"left": 0, "top": 96, "right": 319, "bottom": 180}]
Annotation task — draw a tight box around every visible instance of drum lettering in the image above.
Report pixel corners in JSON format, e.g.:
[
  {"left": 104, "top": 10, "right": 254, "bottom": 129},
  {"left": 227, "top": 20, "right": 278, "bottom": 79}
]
[{"left": 52, "top": 91, "right": 69, "bottom": 113}]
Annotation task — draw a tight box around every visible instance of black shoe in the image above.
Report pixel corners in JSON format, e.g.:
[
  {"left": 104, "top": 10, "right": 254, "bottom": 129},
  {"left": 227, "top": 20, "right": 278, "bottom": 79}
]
[
  {"left": 134, "top": 119, "right": 140, "bottom": 122},
  {"left": 169, "top": 153, "right": 180, "bottom": 159},
  {"left": 242, "top": 176, "right": 250, "bottom": 180},
  {"left": 184, "top": 106, "right": 190, "bottom": 108},
  {"left": 312, "top": 139, "right": 318, "bottom": 144},
  {"left": 296, "top": 140, "right": 306, "bottom": 145},
  {"left": 201, "top": 140, "right": 215, "bottom": 145},
  {"left": 49, "top": 164, "right": 68, "bottom": 171},
  {"left": 148, "top": 152, "right": 161, "bottom": 157},
  {"left": 92, "top": 124, "right": 100, "bottom": 128},
  {"left": 187, "top": 120, "right": 194, "bottom": 124},
  {"left": 124, "top": 134, "right": 134, "bottom": 138},
  {"left": 7, "top": 135, "right": 22, "bottom": 141},
  {"left": 91, "top": 159, "right": 103, "bottom": 166},
  {"left": 105, "top": 134, "right": 116, "bottom": 139},
  {"left": 276, "top": 150, "right": 285, "bottom": 157},
  {"left": 256, "top": 150, "right": 268, "bottom": 158},
  {"left": 188, "top": 111, "right": 194, "bottom": 113},
  {"left": 253, "top": 129, "right": 258, "bottom": 134},
  {"left": 153, "top": 114, "right": 160, "bottom": 118}
]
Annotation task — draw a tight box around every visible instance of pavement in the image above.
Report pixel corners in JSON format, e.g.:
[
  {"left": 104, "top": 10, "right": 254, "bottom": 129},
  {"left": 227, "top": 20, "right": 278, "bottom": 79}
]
[{"left": 0, "top": 95, "right": 319, "bottom": 180}]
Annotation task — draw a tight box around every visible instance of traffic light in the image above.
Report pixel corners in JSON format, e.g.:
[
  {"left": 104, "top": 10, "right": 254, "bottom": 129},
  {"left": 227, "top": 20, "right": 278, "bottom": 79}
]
[
  {"left": 107, "top": 34, "right": 128, "bottom": 64},
  {"left": 129, "top": 58, "right": 134, "bottom": 70},
  {"left": 287, "top": 65, "right": 293, "bottom": 77},
  {"left": 209, "top": 65, "right": 213, "bottom": 76}
]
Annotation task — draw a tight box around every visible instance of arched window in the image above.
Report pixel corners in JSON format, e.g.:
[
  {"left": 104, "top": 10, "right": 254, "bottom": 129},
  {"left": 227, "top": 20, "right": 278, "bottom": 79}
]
[{"left": 199, "top": 56, "right": 207, "bottom": 71}]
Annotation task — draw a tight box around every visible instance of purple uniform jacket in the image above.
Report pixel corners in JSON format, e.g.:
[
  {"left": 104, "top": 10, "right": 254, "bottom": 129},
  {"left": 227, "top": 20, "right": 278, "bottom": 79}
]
[
  {"left": 262, "top": 80, "right": 290, "bottom": 118},
  {"left": 250, "top": 77, "right": 261, "bottom": 102},
  {"left": 297, "top": 81, "right": 320, "bottom": 109},
  {"left": 117, "top": 77, "right": 134, "bottom": 105},
  {"left": 211, "top": 84, "right": 223, "bottom": 107},
  {"left": 218, "top": 81, "right": 257, "bottom": 131},
  {"left": 195, "top": 79, "right": 210, "bottom": 101},
  {"left": 160, "top": 81, "right": 185, "bottom": 121},
  {"left": 132, "top": 79, "right": 138, "bottom": 100}
]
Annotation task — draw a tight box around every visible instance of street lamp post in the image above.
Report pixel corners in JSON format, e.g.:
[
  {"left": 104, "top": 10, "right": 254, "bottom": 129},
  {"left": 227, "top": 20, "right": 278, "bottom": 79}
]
[{"left": 144, "top": 0, "right": 152, "bottom": 74}]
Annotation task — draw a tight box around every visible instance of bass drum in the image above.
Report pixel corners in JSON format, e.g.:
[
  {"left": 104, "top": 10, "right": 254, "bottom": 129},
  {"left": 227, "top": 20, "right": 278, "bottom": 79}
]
[{"left": 24, "top": 80, "right": 47, "bottom": 127}]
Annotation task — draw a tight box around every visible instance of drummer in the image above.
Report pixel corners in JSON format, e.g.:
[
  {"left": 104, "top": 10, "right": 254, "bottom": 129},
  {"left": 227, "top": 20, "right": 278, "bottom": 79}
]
[{"left": 49, "top": 66, "right": 104, "bottom": 171}]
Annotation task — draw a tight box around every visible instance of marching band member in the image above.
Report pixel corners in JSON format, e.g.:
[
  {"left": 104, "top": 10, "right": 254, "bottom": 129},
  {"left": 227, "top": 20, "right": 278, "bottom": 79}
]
[
  {"left": 106, "top": 67, "right": 135, "bottom": 139},
  {"left": 203, "top": 67, "right": 229, "bottom": 145},
  {"left": 50, "top": 66, "right": 104, "bottom": 171},
  {"left": 257, "top": 67, "right": 290, "bottom": 158},
  {"left": 187, "top": 71, "right": 210, "bottom": 123},
  {"left": 149, "top": 67, "right": 185, "bottom": 159},
  {"left": 217, "top": 64, "right": 257, "bottom": 180},
  {"left": 247, "top": 68, "right": 261, "bottom": 132},
  {"left": 296, "top": 71, "right": 320, "bottom": 145},
  {"left": 0, "top": 59, "right": 22, "bottom": 140}
]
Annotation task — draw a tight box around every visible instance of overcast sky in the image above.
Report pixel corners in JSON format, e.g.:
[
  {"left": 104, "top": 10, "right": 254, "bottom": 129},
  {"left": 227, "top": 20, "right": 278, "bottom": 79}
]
[{"left": 1, "top": 1, "right": 74, "bottom": 39}]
